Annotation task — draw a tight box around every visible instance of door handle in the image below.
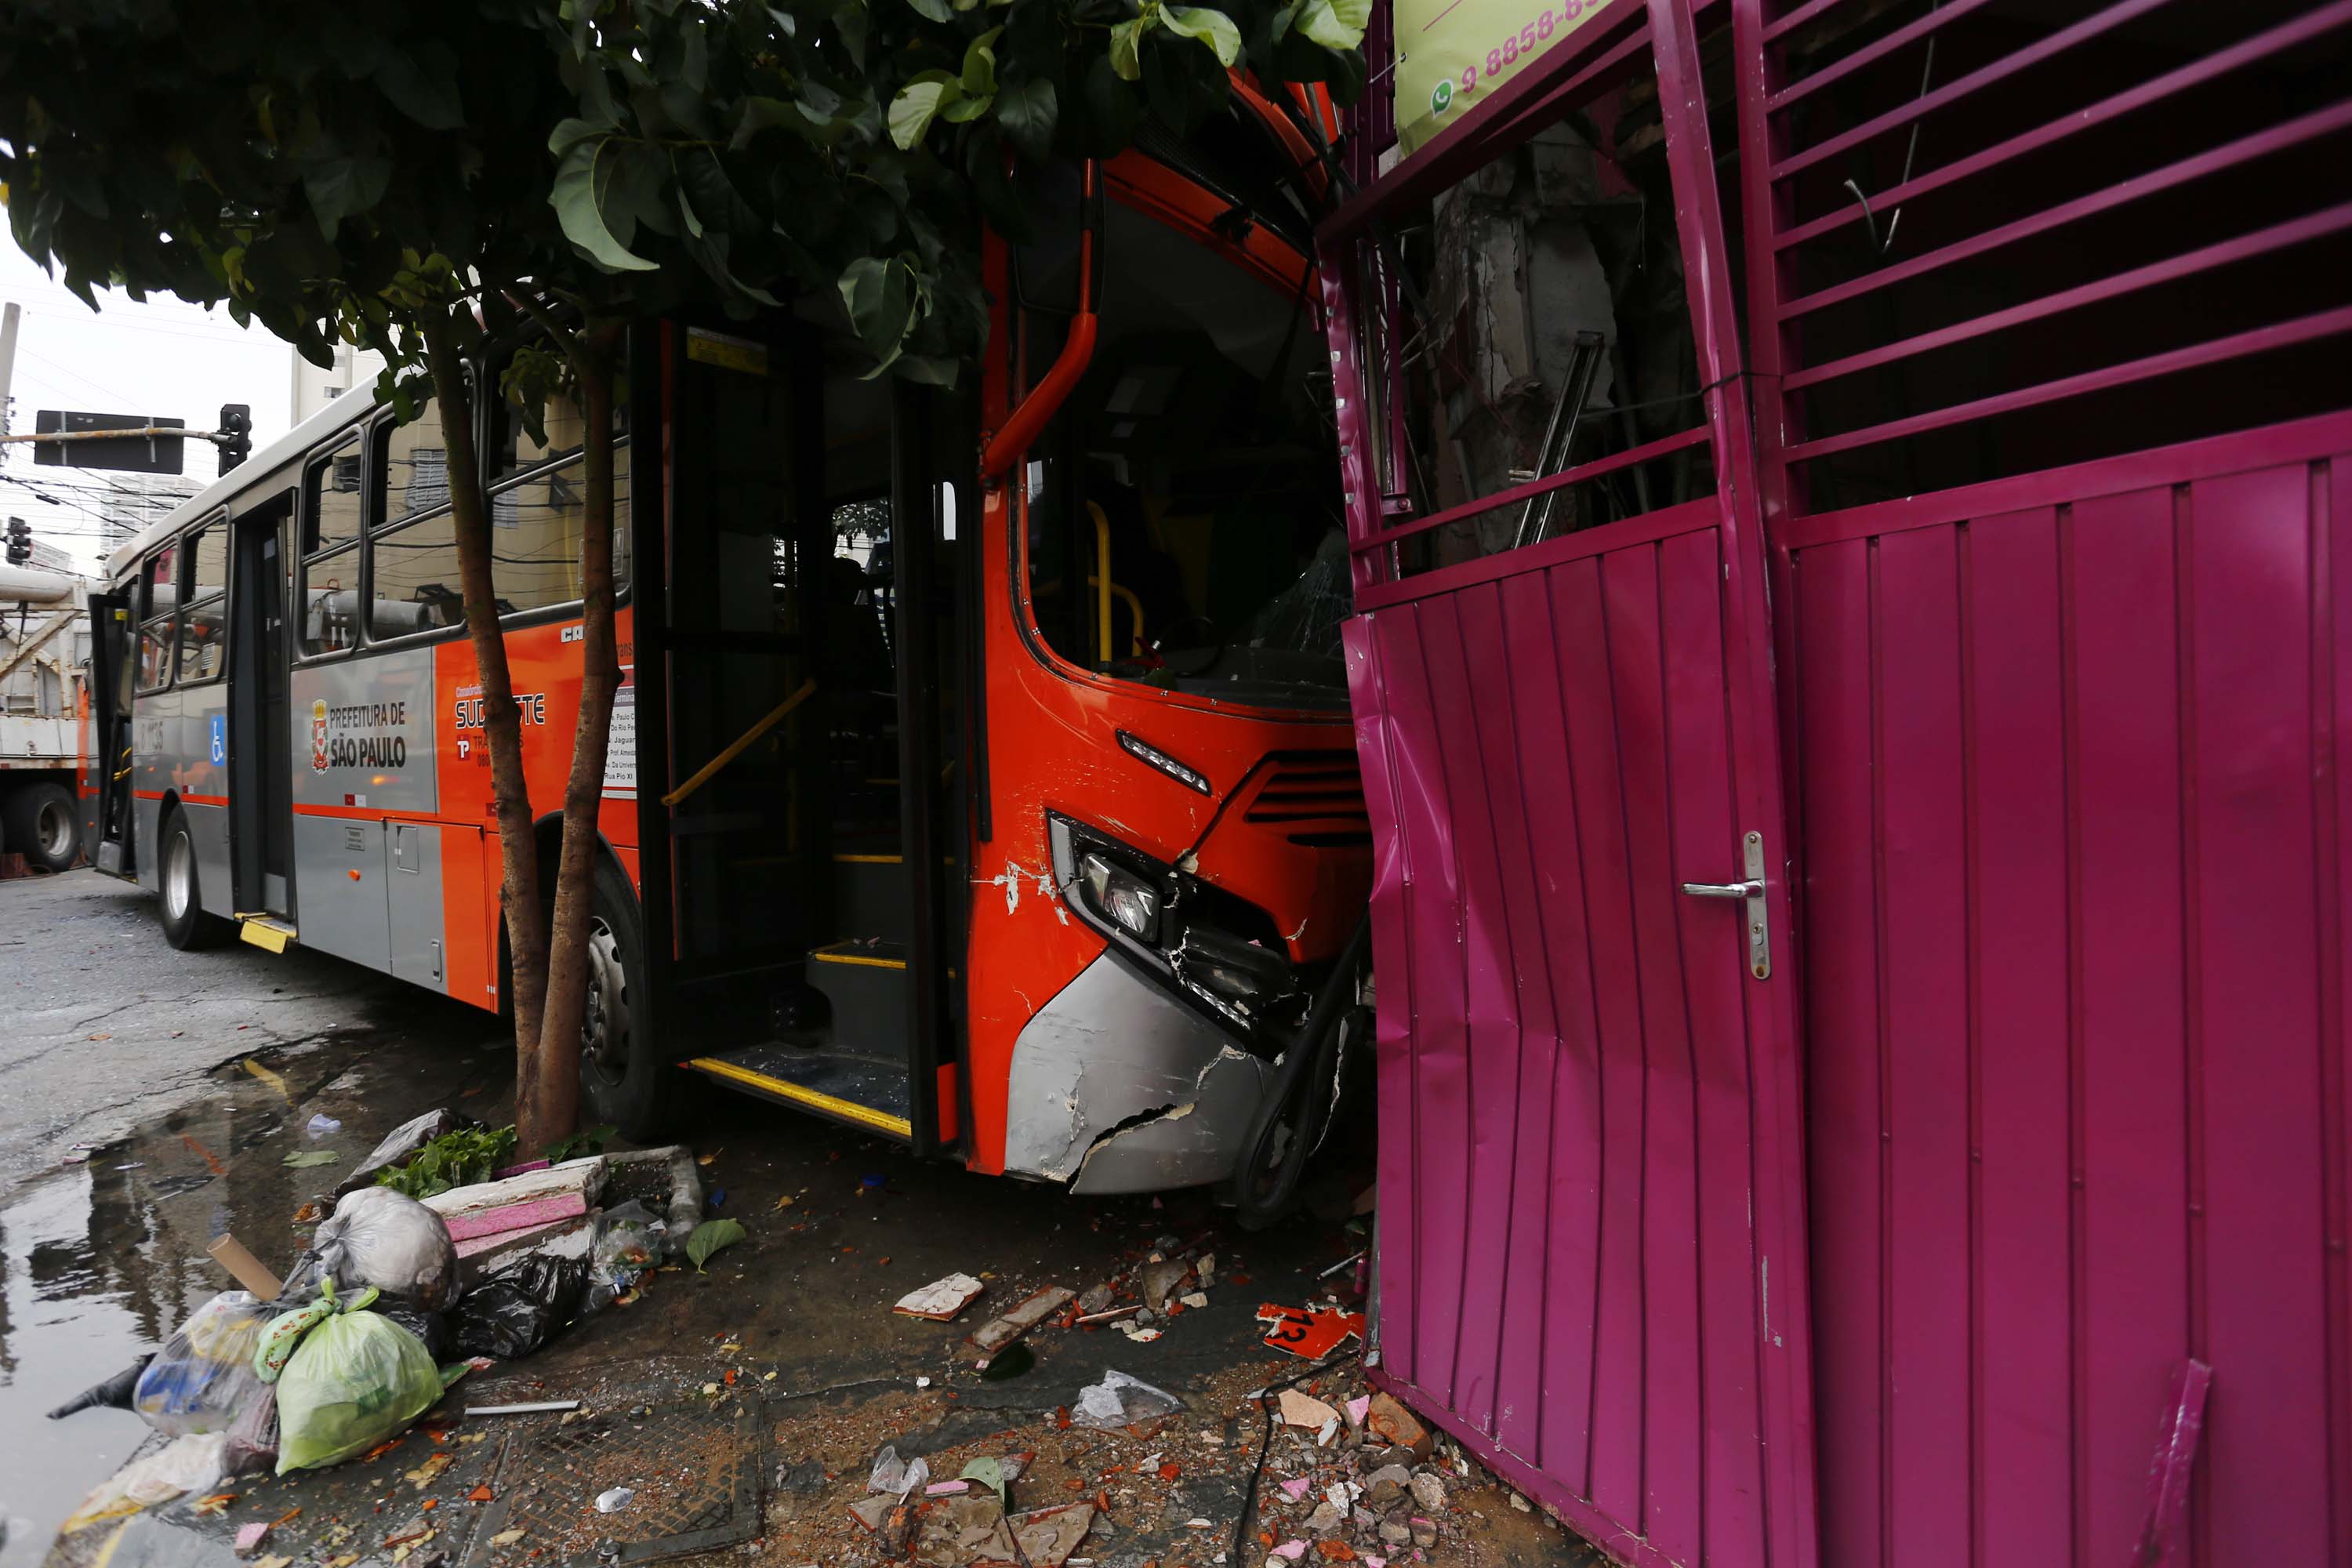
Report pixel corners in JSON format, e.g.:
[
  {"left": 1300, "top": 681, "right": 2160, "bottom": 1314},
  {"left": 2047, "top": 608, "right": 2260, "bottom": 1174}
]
[{"left": 1680, "top": 830, "right": 1771, "bottom": 979}]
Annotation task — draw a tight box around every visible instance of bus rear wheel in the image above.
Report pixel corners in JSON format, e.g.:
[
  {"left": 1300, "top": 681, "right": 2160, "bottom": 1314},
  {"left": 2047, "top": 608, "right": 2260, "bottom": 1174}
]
[
  {"left": 158, "top": 807, "right": 230, "bottom": 950},
  {"left": 5, "top": 781, "right": 79, "bottom": 873},
  {"left": 575, "top": 857, "right": 677, "bottom": 1140}
]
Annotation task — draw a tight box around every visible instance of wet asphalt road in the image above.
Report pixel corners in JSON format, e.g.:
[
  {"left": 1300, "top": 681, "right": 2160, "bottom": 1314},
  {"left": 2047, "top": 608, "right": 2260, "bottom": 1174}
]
[
  {"left": 0, "top": 869, "right": 463, "bottom": 1186},
  {"left": 0, "top": 869, "right": 508, "bottom": 1568}
]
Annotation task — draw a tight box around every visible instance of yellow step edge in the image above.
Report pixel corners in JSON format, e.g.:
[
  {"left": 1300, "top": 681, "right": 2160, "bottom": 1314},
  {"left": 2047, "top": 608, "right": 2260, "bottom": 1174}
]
[
  {"left": 686, "top": 1057, "right": 913, "bottom": 1138},
  {"left": 811, "top": 943, "right": 907, "bottom": 971},
  {"left": 833, "top": 853, "right": 903, "bottom": 865},
  {"left": 237, "top": 918, "right": 294, "bottom": 953}
]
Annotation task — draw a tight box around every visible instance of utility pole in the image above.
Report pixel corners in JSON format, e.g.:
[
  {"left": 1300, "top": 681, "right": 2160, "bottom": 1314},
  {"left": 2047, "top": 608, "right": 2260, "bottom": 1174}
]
[{"left": 0, "top": 302, "right": 20, "bottom": 459}]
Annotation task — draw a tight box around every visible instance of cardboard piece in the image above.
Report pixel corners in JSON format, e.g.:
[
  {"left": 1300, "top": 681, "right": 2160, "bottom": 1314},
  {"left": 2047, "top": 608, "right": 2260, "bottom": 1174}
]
[{"left": 208, "top": 1233, "right": 282, "bottom": 1301}]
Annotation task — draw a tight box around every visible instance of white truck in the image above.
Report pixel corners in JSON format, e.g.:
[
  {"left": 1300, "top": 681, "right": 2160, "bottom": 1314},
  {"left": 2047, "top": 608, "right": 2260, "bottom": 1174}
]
[{"left": 0, "top": 563, "right": 91, "bottom": 873}]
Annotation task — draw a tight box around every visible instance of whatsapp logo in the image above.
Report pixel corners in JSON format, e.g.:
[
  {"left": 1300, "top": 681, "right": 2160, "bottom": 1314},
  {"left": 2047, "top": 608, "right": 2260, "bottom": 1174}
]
[{"left": 1431, "top": 79, "right": 1455, "bottom": 115}]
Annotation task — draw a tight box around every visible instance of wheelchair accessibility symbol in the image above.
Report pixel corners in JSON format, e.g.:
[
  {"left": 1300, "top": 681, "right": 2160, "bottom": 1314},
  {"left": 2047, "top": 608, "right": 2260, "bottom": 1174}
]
[{"left": 209, "top": 713, "right": 227, "bottom": 766}]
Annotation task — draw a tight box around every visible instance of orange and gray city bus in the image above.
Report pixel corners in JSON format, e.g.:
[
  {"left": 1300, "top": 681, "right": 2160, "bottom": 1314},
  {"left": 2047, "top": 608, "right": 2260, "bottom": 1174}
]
[{"left": 85, "top": 97, "right": 1374, "bottom": 1197}]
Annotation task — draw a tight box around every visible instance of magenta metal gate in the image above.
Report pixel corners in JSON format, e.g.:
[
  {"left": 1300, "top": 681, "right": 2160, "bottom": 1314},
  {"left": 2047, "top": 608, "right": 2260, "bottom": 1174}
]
[
  {"left": 1733, "top": 2, "right": 2352, "bottom": 1563},
  {"left": 1325, "top": 4, "right": 1818, "bottom": 1563},
  {"left": 1337, "top": 0, "right": 2352, "bottom": 1563}
]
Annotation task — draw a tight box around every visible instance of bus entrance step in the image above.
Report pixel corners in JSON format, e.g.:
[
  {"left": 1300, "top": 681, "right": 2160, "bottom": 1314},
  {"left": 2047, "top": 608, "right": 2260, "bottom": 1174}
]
[
  {"left": 684, "top": 1044, "right": 912, "bottom": 1141},
  {"left": 807, "top": 939, "right": 907, "bottom": 1057},
  {"left": 237, "top": 916, "right": 296, "bottom": 953},
  {"left": 830, "top": 853, "right": 913, "bottom": 944}
]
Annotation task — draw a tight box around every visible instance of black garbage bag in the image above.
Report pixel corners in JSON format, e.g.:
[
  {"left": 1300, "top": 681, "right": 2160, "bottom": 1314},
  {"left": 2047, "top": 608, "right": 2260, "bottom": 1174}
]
[
  {"left": 451, "top": 1257, "right": 592, "bottom": 1360},
  {"left": 372, "top": 1291, "right": 454, "bottom": 1363},
  {"left": 47, "top": 1354, "right": 154, "bottom": 1419}
]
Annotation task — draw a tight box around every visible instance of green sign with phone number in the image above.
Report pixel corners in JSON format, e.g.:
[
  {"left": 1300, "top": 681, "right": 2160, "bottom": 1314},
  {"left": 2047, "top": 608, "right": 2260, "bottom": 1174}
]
[{"left": 1395, "top": 0, "right": 1619, "bottom": 158}]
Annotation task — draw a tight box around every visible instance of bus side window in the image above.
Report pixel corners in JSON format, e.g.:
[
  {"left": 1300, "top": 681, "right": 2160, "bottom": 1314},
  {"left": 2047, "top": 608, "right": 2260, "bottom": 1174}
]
[
  {"left": 368, "top": 511, "right": 465, "bottom": 638},
  {"left": 379, "top": 398, "right": 452, "bottom": 526},
  {"left": 485, "top": 442, "right": 631, "bottom": 615},
  {"left": 136, "top": 542, "right": 177, "bottom": 691},
  {"left": 177, "top": 522, "right": 228, "bottom": 684},
  {"left": 358, "top": 394, "right": 477, "bottom": 640},
  {"left": 301, "top": 439, "right": 364, "bottom": 656}
]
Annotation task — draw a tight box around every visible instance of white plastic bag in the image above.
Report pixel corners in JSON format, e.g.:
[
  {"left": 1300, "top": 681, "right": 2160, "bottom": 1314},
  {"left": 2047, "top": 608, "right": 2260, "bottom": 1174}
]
[
  {"left": 311, "top": 1187, "right": 459, "bottom": 1312},
  {"left": 1070, "top": 1369, "right": 1182, "bottom": 1429},
  {"left": 132, "top": 1291, "right": 269, "bottom": 1436},
  {"left": 583, "top": 1200, "right": 666, "bottom": 1310},
  {"left": 60, "top": 1433, "right": 230, "bottom": 1534}
]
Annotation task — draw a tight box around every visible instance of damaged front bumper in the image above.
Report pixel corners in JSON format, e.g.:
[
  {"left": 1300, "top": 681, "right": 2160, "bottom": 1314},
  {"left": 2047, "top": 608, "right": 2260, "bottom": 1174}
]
[{"left": 1001, "top": 953, "right": 1272, "bottom": 1195}]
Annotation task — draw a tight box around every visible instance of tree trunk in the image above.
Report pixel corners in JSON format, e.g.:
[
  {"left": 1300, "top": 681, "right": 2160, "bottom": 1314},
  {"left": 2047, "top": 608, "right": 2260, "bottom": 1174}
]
[
  {"left": 422, "top": 308, "right": 547, "bottom": 1138},
  {"left": 531, "top": 325, "right": 624, "bottom": 1149}
]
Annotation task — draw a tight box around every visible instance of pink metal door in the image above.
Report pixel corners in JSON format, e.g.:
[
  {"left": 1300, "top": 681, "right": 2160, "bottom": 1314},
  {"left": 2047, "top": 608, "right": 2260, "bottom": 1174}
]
[
  {"left": 1327, "top": 5, "right": 1817, "bottom": 1563},
  {"left": 1730, "top": 2, "right": 2352, "bottom": 1562}
]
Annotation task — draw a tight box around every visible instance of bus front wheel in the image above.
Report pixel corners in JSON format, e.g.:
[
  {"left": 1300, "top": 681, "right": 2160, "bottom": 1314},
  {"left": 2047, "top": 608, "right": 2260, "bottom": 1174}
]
[
  {"left": 158, "top": 807, "right": 230, "bottom": 951},
  {"left": 575, "top": 858, "right": 676, "bottom": 1140}
]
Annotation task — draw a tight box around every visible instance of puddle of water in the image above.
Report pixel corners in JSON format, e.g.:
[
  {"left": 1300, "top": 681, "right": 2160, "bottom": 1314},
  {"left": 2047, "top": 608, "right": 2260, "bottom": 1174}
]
[
  {"left": 0, "top": 1167, "right": 199, "bottom": 1568},
  {"left": 0, "top": 1025, "right": 506, "bottom": 1568}
]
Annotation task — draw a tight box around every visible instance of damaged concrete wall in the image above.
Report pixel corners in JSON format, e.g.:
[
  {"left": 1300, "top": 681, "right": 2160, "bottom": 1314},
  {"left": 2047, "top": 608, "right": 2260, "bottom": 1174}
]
[{"left": 1422, "top": 122, "right": 1621, "bottom": 564}]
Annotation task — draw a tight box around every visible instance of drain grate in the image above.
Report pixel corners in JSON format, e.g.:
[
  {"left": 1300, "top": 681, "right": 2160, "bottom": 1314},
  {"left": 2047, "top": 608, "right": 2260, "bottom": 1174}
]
[{"left": 470, "top": 1399, "right": 764, "bottom": 1568}]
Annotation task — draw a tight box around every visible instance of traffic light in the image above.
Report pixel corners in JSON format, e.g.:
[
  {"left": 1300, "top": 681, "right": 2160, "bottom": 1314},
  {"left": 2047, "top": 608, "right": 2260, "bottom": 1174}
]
[
  {"left": 5, "top": 517, "right": 31, "bottom": 567},
  {"left": 217, "top": 404, "right": 252, "bottom": 477}
]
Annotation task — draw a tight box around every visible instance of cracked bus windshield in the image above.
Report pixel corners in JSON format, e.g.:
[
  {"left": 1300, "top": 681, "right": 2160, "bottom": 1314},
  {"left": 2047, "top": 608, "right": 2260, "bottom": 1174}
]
[{"left": 1019, "top": 154, "right": 1348, "bottom": 710}]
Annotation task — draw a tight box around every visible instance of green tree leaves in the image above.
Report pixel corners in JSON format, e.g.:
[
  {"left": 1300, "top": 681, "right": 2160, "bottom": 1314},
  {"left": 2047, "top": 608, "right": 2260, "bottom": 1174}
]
[
  {"left": 994, "top": 78, "right": 1057, "bottom": 160},
  {"left": 1112, "top": 3, "right": 1247, "bottom": 81},
  {"left": 888, "top": 71, "right": 960, "bottom": 150},
  {"left": 552, "top": 135, "right": 661, "bottom": 272},
  {"left": 685, "top": 1218, "right": 746, "bottom": 1272},
  {"left": 1161, "top": 6, "right": 1244, "bottom": 67},
  {"left": 1292, "top": 0, "right": 1370, "bottom": 51},
  {"left": 887, "top": 27, "right": 1003, "bottom": 148},
  {"left": 0, "top": 0, "right": 1363, "bottom": 390},
  {"left": 837, "top": 251, "right": 926, "bottom": 373},
  {"left": 302, "top": 155, "right": 391, "bottom": 243}
]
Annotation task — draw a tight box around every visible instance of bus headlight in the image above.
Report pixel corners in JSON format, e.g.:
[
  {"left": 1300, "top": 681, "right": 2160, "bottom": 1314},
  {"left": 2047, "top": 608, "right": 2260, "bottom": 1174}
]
[
  {"left": 1080, "top": 852, "right": 1161, "bottom": 939},
  {"left": 1171, "top": 922, "right": 1292, "bottom": 1008}
]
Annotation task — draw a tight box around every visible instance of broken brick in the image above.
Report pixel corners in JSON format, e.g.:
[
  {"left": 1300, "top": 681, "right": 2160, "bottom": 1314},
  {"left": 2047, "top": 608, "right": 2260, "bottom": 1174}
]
[{"left": 1365, "top": 1393, "right": 1432, "bottom": 1461}]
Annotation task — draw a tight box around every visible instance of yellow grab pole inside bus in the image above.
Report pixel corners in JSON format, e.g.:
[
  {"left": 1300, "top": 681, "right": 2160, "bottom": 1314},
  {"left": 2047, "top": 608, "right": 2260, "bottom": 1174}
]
[{"left": 660, "top": 677, "right": 818, "bottom": 808}]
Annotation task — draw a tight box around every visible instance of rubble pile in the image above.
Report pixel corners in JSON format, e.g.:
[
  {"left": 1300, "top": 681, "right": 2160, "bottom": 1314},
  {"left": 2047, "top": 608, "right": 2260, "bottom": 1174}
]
[
  {"left": 47, "top": 1112, "right": 713, "bottom": 1536},
  {"left": 746, "top": 1352, "right": 1548, "bottom": 1568}
]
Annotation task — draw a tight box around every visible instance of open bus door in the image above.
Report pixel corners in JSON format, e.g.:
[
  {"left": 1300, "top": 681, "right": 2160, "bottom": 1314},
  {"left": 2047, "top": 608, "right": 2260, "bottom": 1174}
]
[
  {"left": 641, "top": 320, "right": 965, "bottom": 1154},
  {"left": 85, "top": 588, "right": 134, "bottom": 873},
  {"left": 228, "top": 492, "right": 296, "bottom": 916}
]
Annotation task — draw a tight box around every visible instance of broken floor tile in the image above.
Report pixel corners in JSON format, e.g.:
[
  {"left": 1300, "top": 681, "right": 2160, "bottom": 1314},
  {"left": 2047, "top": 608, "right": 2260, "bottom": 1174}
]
[
  {"left": 895, "top": 1273, "right": 987, "bottom": 1321},
  {"left": 1279, "top": 1390, "right": 1341, "bottom": 1431}
]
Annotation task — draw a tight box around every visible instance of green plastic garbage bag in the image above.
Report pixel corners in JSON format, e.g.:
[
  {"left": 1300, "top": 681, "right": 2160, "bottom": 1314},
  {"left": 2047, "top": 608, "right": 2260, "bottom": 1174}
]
[{"left": 272, "top": 1281, "right": 446, "bottom": 1475}]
